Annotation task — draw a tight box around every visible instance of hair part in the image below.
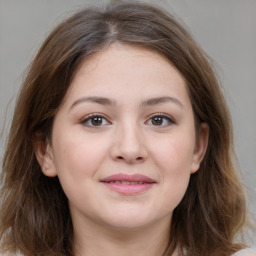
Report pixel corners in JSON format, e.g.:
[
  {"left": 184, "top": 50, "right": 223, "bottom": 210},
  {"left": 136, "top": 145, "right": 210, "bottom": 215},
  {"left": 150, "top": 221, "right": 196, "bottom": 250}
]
[{"left": 0, "top": 1, "right": 248, "bottom": 255}]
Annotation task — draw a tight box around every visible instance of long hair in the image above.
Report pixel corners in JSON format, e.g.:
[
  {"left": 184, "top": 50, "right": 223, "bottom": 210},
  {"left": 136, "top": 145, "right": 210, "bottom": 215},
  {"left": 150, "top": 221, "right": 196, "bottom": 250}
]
[{"left": 0, "top": 1, "right": 248, "bottom": 255}]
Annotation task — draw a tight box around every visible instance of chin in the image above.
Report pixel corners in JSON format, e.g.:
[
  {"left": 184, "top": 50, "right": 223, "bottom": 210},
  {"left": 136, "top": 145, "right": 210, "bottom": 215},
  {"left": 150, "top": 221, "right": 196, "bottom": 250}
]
[
  {"left": 105, "top": 219, "right": 153, "bottom": 231},
  {"left": 100, "top": 210, "right": 168, "bottom": 231}
]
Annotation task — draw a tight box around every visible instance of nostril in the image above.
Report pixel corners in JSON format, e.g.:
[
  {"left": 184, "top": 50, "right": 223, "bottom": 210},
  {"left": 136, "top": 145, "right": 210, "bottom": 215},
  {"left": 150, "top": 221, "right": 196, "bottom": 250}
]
[{"left": 115, "top": 155, "right": 144, "bottom": 162}]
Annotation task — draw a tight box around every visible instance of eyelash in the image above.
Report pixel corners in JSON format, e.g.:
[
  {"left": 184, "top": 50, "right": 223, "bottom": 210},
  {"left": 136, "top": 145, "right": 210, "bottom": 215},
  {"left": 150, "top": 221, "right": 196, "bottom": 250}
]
[
  {"left": 145, "top": 113, "right": 175, "bottom": 127},
  {"left": 80, "top": 113, "right": 175, "bottom": 128},
  {"left": 80, "top": 114, "right": 111, "bottom": 127}
]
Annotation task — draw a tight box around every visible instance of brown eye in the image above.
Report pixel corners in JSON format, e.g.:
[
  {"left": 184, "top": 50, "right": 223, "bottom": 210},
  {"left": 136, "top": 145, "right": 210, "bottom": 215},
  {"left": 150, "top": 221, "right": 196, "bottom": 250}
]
[
  {"left": 152, "top": 116, "right": 164, "bottom": 126},
  {"left": 91, "top": 117, "right": 103, "bottom": 126},
  {"left": 81, "top": 115, "right": 110, "bottom": 127},
  {"left": 146, "top": 114, "right": 174, "bottom": 127}
]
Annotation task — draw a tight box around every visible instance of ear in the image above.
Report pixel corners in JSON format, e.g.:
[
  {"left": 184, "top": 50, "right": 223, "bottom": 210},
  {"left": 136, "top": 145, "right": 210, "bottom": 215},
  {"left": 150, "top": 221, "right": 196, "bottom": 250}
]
[
  {"left": 190, "top": 123, "right": 209, "bottom": 174},
  {"left": 33, "top": 135, "right": 58, "bottom": 177}
]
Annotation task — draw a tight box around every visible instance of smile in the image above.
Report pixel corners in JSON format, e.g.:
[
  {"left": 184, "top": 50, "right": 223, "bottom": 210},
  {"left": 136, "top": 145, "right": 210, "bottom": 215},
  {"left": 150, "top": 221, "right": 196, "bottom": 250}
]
[
  {"left": 106, "top": 181, "right": 147, "bottom": 184},
  {"left": 100, "top": 173, "right": 156, "bottom": 195}
]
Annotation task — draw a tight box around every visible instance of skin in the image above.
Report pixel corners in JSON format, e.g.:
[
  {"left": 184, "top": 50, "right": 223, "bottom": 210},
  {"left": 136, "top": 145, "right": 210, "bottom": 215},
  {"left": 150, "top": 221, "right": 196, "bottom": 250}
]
[{"left": 35, "top": 44, "right": 209, "bottom": 256}]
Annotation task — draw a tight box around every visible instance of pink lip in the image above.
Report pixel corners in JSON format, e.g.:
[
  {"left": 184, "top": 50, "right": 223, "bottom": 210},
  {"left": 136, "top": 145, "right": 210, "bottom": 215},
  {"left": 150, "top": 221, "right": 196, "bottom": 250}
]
[{"left": 100, "top": 173, "right": 156, "bottom": 195}]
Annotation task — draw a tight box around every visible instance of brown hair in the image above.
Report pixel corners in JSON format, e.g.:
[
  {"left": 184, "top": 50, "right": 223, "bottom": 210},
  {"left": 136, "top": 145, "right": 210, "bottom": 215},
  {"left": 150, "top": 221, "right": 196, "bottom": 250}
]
[{"left": 0, "top": 1, "right": 249, "bottom": 255}]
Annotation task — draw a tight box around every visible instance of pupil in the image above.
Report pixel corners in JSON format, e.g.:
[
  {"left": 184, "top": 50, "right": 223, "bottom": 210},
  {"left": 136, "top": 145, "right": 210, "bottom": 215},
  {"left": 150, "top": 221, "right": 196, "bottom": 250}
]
[
  {"left": 92, "top": 117, "right": 102, "bottom": 126},
  {"left": 152, "top": 117, "right": 163, "bottom": 125}
]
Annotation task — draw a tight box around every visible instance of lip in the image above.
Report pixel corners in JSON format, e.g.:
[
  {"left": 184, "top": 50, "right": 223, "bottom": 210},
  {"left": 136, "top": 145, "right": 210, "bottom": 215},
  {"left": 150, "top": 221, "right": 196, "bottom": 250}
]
[{"left": 100, "top": 173, "right": 156, "bottom": 195}]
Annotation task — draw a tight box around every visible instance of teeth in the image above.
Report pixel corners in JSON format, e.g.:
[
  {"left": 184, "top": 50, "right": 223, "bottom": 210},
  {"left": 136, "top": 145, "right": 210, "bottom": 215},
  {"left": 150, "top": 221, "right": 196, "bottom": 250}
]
[
  {"left": 122, "top": 181, "right": 130, "bottom": 185},
  {"left": 109, "top": 181, "right": 145, "bottom": 185}
]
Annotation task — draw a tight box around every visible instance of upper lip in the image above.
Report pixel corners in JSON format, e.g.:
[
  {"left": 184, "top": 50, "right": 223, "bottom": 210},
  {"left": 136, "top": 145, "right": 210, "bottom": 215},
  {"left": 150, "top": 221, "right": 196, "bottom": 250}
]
[{"left": 100, "top": 173, "right": 156, "bottom": 183}]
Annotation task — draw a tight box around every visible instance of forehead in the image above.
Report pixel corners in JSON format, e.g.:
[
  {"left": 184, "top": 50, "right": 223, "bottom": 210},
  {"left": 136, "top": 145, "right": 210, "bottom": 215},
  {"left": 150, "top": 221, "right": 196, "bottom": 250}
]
[
  {"left": 64, "top": 44, "right": 190, "bottom": 107},
  {"left": 75, "top": 44, "right": 183, "bottom": 80}
]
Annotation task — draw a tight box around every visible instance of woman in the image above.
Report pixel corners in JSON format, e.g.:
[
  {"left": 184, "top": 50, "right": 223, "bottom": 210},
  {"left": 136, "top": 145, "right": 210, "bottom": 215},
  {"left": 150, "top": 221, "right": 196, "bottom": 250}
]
[{"left": 0, "top": 1, "right": 254, "bottom": 255}]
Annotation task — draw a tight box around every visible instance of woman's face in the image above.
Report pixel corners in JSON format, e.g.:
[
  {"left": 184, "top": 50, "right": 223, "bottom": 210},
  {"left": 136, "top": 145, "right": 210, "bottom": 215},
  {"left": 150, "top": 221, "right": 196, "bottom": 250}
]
[{"left": 37, "top": 44, "right": 208, "bottom": 231}]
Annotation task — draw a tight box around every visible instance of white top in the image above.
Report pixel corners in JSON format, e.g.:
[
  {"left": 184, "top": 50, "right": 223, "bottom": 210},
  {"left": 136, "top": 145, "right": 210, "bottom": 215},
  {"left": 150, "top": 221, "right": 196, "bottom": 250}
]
[
  {"left": 1, "top": 248, "right": 255, "bottom": 255},
  {"left": 171, "top": 248, "right": 256, "bottom": 256},
  {"left": 232, "top": 248, "right": 256, "bottom": 256},
  {"left": 170, "top": 248, "right": 256, "bottom": 256}
]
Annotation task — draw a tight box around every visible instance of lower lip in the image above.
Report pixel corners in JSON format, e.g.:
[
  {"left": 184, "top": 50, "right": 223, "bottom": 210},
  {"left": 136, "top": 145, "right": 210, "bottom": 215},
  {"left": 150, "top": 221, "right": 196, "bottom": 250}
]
[{"left": 102, "top": 182, "right": 154, "bottom": 195}]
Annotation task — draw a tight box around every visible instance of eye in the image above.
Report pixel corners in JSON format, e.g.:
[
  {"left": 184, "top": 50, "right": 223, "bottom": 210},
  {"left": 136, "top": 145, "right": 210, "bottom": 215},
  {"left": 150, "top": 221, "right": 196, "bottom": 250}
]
[
  {"left": 146, "top": 114, "right": 175, "bottom": 127},
  {"left": 81, "top": 114, "right": 110, "bottom": 127}
]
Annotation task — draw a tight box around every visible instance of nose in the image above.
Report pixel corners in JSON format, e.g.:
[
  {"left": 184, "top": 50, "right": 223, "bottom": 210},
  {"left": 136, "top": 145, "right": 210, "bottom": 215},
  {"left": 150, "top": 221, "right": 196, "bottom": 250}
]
[{"left": 110, "top": 122, "right": 148, "bottom": 164}]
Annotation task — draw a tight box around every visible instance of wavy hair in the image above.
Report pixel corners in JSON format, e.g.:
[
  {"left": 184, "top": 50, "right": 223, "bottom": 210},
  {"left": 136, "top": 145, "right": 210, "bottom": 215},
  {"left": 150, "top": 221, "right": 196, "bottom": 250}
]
[{"left": 0, "top": 1, "right": 248, "bottom": 255}]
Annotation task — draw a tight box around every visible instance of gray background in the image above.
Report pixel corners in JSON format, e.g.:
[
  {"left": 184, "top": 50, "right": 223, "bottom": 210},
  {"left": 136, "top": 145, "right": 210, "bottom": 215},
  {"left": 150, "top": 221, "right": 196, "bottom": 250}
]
[{"left": 0, "top": 0, "right": 255, "bottom": 246}]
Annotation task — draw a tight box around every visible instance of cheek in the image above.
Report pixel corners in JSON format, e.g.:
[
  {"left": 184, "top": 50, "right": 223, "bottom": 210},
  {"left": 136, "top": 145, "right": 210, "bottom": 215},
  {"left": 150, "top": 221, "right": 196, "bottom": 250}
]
[
  {"left": 150, "top": 135, "right": 194, "bottom": 206},
  {"left": 52, "top": 130, "right": 107, "bottom": 175},
  {"left": 154, "top": 135, "right": 195, "bottom": 175},
  {"left": 51, "top": 132, "right": 106, "bottom": 203},
  {"left": 50, "top": 133, "right": 109, "bottom": 207}
]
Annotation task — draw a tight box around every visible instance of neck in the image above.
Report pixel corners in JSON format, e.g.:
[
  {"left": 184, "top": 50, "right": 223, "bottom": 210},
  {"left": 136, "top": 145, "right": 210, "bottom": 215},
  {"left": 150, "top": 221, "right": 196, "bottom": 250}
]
[{"left": 73, "top": 216, "right": 171, "bottom": 256}]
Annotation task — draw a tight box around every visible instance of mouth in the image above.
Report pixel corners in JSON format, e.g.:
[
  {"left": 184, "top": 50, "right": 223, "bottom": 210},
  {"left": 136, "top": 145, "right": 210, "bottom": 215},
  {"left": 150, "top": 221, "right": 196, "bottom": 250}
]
[
  {"left": 105, "top": 181, "right": 149, "bottom": 185},
  {"left": 100, "top": 173, "right": 156, "bottom": 195}
]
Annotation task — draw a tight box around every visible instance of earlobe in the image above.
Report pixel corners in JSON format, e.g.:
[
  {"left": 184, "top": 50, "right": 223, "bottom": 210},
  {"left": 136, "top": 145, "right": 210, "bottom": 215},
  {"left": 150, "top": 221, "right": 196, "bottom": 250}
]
[
  {"left": 33, "top": 136, "right": 58, "bottom": 177},
  {"left": 191, "top": 123, "right": 209, "bottom": 174}
]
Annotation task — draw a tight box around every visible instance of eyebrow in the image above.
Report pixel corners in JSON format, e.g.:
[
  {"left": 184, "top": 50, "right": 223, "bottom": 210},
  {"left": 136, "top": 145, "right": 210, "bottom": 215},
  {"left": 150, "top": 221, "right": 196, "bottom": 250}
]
[
  {"left": 69, "top": 96, "right": 117, "bottom": 110},
  {"left": 69, "top": 96, "right": 183, "bottom": 110},
  {"left": 141, "top": 96, "right": 183, "bottom": 108}
]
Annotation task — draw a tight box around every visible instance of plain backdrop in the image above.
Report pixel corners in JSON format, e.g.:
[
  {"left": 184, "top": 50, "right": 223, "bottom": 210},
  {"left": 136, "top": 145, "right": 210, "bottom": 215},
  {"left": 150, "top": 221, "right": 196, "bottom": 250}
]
[{"left": 0, "top": 0, "right": 255, "bottom": 246}]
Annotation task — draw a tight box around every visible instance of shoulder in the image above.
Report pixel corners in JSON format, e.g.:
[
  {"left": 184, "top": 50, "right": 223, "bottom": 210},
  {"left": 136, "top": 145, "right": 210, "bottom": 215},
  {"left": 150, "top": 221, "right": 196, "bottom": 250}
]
[
  {"left": 0, "top": 254, "right": 23, "bottom": 256},
  {"left": 0, "top": 253, "right": 23, "bottom": 256},
  {"left": 232, "top": 248, "right": 256, "bottom": 256}
]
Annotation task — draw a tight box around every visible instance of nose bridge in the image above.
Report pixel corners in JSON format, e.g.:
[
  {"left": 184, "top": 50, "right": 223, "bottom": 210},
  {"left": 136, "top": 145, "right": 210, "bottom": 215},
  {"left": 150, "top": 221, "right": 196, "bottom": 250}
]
[{"left": 111, "top": 119, "right": 147, "bottom": 163}]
